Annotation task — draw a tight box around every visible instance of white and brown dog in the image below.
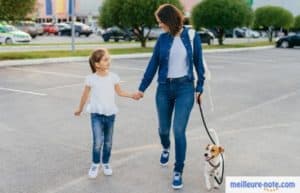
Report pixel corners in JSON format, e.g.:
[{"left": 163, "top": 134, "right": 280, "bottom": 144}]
[{"left": 204, "top": 143, "right": 224, "bottom": 190}]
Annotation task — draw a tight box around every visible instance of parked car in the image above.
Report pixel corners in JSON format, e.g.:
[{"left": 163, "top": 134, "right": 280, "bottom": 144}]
[
  {"left": 41, "top": 23, "right": 59, "bottom": 35},
  {"left": 35, "top": 23, "right": 44, "bottom": 35},
  {"left": 102, "top": 26, "right": 135, "bottom": 42},
  {"left": 198, "top": 30, "right": 215, "bottom": 45},
  {"left": 276, "top": 33, "right": 300, "bottom": 48},
  {"left": 0, "top": 24, "right": 31, "bottom": 44},
  {"left": 144, "top": 27, "right": 163, "bottom": 40},
  {"left": 55, "top": 23, "right": 71, "bottom": 36},
  {"left": 15, "top": 21, "right": 39, "bottom": 38},
  {"left": 57, "top": 22, "right": 93, "bottom": 37}
]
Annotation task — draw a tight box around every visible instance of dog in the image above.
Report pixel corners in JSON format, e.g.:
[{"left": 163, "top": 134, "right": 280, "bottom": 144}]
[{"left": 204, "top": 143, "right": 224, "bottom": 190}]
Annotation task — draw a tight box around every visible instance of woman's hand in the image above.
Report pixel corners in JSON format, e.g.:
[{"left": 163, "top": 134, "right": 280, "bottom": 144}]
[
  {"left": 196, "top": 92, "right": 202, "bottom": 105},
  {"left": 133, "top": 91, "right": 144, "bottom": 100}
]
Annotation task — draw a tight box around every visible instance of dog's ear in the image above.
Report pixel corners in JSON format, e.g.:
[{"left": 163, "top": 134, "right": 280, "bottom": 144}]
[
  {"left": 206, "top": 144, "right": 210, "bottom": 150},
  {"left": 219, "top": 146, "right": 224, "bottom": 153}
]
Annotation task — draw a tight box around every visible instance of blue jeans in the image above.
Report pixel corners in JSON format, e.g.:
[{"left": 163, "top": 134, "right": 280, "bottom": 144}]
[
  {"left": 156, "top": 76, "right": 195, "bottom": 173},
  {"left": 90, "top": 113, "right": 115, "bottom": 164}
]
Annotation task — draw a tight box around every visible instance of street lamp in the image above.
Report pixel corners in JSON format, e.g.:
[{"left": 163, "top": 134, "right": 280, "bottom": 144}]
[{"left": 71, "top": 0, "right": 75, "bottom": 52}]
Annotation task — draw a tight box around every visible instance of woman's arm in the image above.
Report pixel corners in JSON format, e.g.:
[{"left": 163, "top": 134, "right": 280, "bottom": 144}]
[
  {"left": 74, "top": 86, "right": 91, "bottom": 116},
  {"left": 193, "top": 33, "right": 205, "bottom": 94},
  {"left": 138, "top": 36, "right": 161, "bottom": 93}
]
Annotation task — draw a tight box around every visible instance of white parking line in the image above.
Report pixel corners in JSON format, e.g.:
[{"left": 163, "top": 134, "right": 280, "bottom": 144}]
[
  {"left": 8, "top": 67, "right": 85, "bottom": 79},
  {"left": 219, "top": 90, "right": 299, "bottom": 122},
  {"left": 0, "top": 87, "right": 47, "bottom": 96},
  {"left": 111, "top": 66, "right": 145, "bottom": 71}
]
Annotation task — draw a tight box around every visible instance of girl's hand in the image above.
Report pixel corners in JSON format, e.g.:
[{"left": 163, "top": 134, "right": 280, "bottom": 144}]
[
  {"left": 74, "top": 109, "right": 82, "bottom": 116},
  {"left": 133, "top": 91, "right": 144, "bottom": 100}
]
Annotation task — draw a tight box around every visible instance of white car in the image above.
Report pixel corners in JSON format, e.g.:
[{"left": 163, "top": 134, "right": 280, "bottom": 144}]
[{"left": 0, "top": 24, "right": 32, "bottom": 44}]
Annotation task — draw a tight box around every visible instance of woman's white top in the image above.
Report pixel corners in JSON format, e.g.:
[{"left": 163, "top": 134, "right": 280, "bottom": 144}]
[
  {"left": 85, "top": 72, "right": 120, "bottom": 116},
  {"left": 167, "top": 36, "right": 188, "bottom": 78}
]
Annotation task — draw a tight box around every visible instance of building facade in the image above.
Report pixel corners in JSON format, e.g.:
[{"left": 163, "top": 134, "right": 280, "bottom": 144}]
[{"left": 33, "top": 0, "right": 300, "bottom": 23}]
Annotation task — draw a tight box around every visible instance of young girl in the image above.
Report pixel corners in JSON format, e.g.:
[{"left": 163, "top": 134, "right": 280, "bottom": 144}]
[{"left": 74, "top": 48, "right": 137, "bottom": 178}]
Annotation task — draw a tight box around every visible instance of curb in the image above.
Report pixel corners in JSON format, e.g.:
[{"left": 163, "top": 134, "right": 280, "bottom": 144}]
[{"left": 0, "top": 46, "right": 274, "bottom": 68}]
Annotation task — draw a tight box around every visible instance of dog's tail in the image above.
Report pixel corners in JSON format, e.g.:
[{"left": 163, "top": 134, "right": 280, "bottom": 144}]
[{"left": 208, "top": 129, "right": 220, "bottom": 145}]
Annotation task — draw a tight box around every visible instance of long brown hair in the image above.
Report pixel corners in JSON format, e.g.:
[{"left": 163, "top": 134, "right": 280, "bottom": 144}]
[
  {"left": 89, "top": 48, "right": 107, "bottom": 73},
  {"left": 155, "top": 4, "right": 184, "bottom": 36}
]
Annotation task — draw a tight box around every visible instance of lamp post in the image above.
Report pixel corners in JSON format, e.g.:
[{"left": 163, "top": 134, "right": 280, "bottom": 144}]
[{"left": 71, "top": 0, "right": 75, "bottom": 52}]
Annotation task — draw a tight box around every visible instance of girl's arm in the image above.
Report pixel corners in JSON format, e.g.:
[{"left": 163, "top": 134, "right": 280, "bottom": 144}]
[
  {"left": 74, "top": 86, "right": 91, "bottom": 116},
  {"left": 115, "top": 84, "right": 135, "bottom": 99}
]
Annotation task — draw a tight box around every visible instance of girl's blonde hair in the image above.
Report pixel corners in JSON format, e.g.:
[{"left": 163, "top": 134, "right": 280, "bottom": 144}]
[{"left": 89, "top": 48, "right": 108, "bottom": 73}]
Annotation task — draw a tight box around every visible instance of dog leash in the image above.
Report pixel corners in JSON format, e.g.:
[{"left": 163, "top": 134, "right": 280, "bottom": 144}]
[{"left": 197, "top": 96, "right": 224, "bottom": 185}]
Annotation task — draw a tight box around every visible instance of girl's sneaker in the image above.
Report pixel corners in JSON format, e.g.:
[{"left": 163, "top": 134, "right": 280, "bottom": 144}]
[
  {"left": 88, "top": 163, "right": 99, "bottom": 179},
  {"left": 102, "top": 163, "right": 113, "bottom": 176}
]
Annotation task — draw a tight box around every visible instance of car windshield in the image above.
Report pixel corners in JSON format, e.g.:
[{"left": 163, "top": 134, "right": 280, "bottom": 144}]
[{"left": 5, "top": 26, "right": 18, "bottom": 32}]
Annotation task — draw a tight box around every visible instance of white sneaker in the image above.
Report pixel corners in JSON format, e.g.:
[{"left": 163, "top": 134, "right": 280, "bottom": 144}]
[
  {"left": 102, "top": 163, "right": 113, "bottom": 176},
  {"left": 88, "top": 163, "right": 99, "bottom": 179}
]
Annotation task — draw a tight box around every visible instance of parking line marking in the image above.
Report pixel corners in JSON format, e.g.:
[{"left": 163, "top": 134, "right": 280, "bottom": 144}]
[
  {"left": 0, "top": 87, "right": 47, "bottom": 96},
  {"left": 219, "top": 90, "right": 299, "bottom": 122},
  {"left": 8, "top": 67, "right": 85, "bottom": 79}
]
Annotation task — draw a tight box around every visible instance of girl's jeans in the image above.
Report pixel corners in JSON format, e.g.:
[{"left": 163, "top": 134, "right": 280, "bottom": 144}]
[
  {"left": 155, "top": 76, "right": 194, "bottom": 173},
  {"left": 90, "top": 113, "right": 115, "bottom": 164}
]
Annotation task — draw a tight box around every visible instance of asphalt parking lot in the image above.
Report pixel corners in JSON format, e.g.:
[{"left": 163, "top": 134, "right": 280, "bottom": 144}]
[{"left": 0, "top": 48, "right": 299, "bottom": 193}]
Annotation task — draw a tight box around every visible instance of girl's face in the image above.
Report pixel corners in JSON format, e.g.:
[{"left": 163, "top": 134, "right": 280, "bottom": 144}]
[
  {"left": 156, "top": 17, "right": 169, "bottom": 32},
  {"left": 95, "top": 52, "right": 110, "bottom": 71}
]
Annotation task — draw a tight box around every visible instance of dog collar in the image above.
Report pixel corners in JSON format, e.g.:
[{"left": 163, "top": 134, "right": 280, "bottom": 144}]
[{"left": 208, "top": 161, "right": 220, "bottom": 169}]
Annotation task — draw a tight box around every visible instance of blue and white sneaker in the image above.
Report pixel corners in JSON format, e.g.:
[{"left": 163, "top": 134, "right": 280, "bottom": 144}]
[
  {"left": 172, "top": 172, "right": 183, "bottom": 189},
  {"left": 160, "top": 149, "right": 169, "bottom": 166}
]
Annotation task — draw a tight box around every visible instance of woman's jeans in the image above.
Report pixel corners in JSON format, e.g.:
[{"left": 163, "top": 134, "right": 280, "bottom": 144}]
[
  {"left": 90, "top": 113, "right": 115, "bottom": 164},
  {"left": 156, "top": 76, "right": 194, "bottom": 173}
]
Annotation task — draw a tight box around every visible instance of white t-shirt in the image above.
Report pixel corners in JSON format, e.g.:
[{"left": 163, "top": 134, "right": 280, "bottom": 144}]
[
  {"left": 85, "top": 72, "right": 120, "bottom": 116},
  {"left": 167, "top": 36, "right": 188, "bottom": 78}
]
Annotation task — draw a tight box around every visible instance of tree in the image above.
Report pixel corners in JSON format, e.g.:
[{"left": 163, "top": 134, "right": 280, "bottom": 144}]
[
  {"left": 254, "top": 6, "right": 294, "bottom": 42},
  {"left": 0, "top": 0, "right": 36, "bottom": 21},
  {"left": 294, "top": 15, "right": 300, "bottom": 30},
  {"left": 191, "top": 0, "right": 253, "bottom": 45},
  {"left": 99, "top": 0, "right": 183, "bottom": 47}
]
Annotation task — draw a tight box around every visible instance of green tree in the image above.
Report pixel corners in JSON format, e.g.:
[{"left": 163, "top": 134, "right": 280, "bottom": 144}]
[
  {"left": 294, "top": 15, "right": 300, "bottom": 30},
  {"left": 99, "top": 0, "right": 183, "bottom": 47},
  {"left": 191, "top": 0, "right": 253, "bottom": 45},
  {"left": 254, "top": 6, "right": 294, "bottom": 42},
  {"left": 0, "top": 0, "right": 36, "bottom": 21}
]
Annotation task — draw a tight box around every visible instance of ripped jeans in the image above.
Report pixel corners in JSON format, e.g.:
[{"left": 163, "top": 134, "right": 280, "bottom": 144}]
[{"left": 90, "top": 113, "right": 115, "bottom": 164}]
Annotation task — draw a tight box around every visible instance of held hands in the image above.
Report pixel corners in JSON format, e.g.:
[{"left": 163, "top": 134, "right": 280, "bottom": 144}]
[{"left": 132, "top": 91, "right": 144, "bottom": 100}]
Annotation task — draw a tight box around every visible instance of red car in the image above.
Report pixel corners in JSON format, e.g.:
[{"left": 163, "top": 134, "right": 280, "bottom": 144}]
[{"left": 41, "top": 23, "right": 58, "bottom": 35}]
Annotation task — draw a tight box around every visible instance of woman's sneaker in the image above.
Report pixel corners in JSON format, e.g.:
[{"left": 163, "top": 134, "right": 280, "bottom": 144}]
[
  {"left": 160, "top": 149, "right": 169, "bottom": 166},
  {"left": 88, "top": 163, "right": 99, "bottom": 179},
  {"left": 172, "top": 172, "right": 183, "bottom": 189},
  {"left": 102, "top": 163, "right": 113, "bottom": 176}
]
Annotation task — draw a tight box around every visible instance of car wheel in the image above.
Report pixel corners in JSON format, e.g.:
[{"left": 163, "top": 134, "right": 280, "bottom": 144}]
[
  {"left": 281, "top": 41, "right": 289, "bottom": 48},
  {"left": 5, "top": 38, "right": 13, "bottom": 45},
  {"left": 75, "top": 32, "right": 80, "bottom": 37},
  {"left": 207, "top": 39, "right": 211, "bottom": 45}
]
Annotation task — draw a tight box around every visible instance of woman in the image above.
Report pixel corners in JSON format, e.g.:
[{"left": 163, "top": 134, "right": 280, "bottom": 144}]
[{"left": 135, "top": 4, "right": 205, "bottom": 189}]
